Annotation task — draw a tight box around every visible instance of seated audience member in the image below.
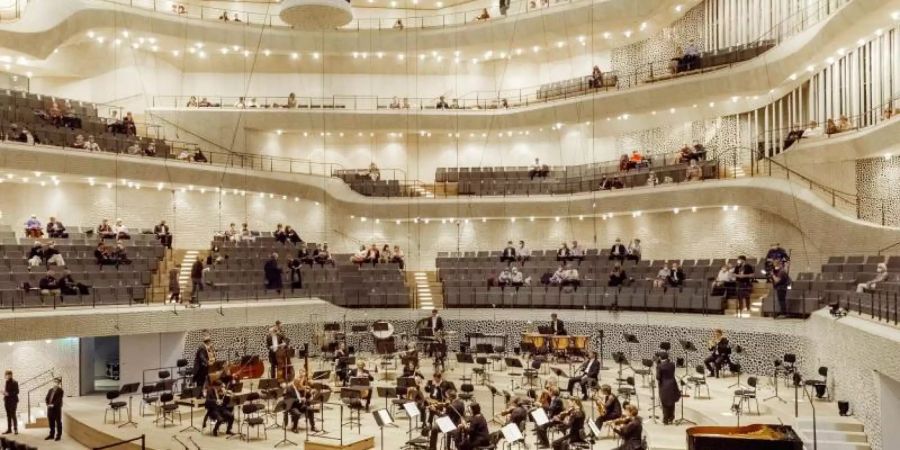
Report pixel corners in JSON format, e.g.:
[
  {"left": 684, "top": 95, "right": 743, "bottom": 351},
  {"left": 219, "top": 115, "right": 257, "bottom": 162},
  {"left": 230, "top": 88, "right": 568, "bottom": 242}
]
[
  {"left": 669, "top": 46, "right": 685, "bottom": 73},
  {"left": 804, "top": 120, "right": 823, "bottom": 137},
  {"left": 666, "top": 262, "right": 685, "bottom": 287},
  {"left": 630, "top": 150, "right": 645, "bottom": 167},
  {"left": 124, "top": 111, "right": 136, "bottom": 134},
  {"left": 497, "top": 267, "right": 513, "bottom": 288},
  {"left": 48, "top": 101, "right": 63, "bottom": 126},
  {"left": 838, "top": 115, "right": 852, "bottom": 132},
  {"left": 608, "top": 265, "right": 628, "bottom": 287},
  {"left": 285, "top": 92, "right": 298, "bottom": 108},
  {"left": 783, "top": 125, "right": 805, "bottom": 149},
  {"left": 350, "top": 245, "right": 367, "bottom": 266},
  {"left": 610, "top": 177, "right": 624, "bottom": 189},
  {"left": 59, "top": 269, "right": 90, "bottom": 296},
  {"left": 500, "top": 241, "right": 517, "bottom": 264},
  {"left": 27, "top": 241, "right": 43, "bottom": 267},
  {"left": 364, "top": 244, "right": 380, "bottom": 265},
  {"left": 284, "top": 226, "right": 302, "bottom": 244},
  {"left": 711, "top": 263, "right": 735, "bottom": 296},
  {"left": 857, "top": 263, "right": 889, "bottom": 293},
  {"left": 176, "top": 148, "right": 191, "bottom": 161},
  {"left": 549, "top": 265, "right": 566, "bottom": 286},
  {"left": 825, "top": 118, "right": 839, "bottom": 135},
  {"left": 590, "top": 65, "right": 604, "bottom": 88},
  {"left": 619, "top": 154, "right": 634, "bottom": 171},
  {"left": 646, "top": 171, "right": 659, "bottom": 186},
  {"left": 678, "top": 145, "right": 695, "bottom": 163},
  {"left": 94, "top": 243, "right": 115, "bottom": 266},
  {"left": 562, "top": 266, "right": 580, "bottom": 289},
  {"left": 609, "top": 238, "right": 627, "bottom": 261},
  {"left": 685, "top": 160, "right": 703, "bottom": 181},
  {"left": 515, "top": 241, "right": 530, "bottom": 265},
  {"left": 626, "top": 239, "right": 642, "bottom": 261},
  {"left": 126, "top": 140, "right": 140, "bottom": 155},
  {"left": 47, "top": 217, "right": 68, "bottom": 239},
  {"left": 314, "top": 243, "right": 334, "bottom": 267},
  {"left": 692, "top": 140, "right": 707, "bottom": 160},
  {"left": 393, "top": 19, "right": 404, "bottom": 30},
  {"left": 451, "top": 99, "right": 460, "bottom": 109},
  {"left": 529, "top": 158, "right": 549, "bottom": 179},
  {"left": 883, "top": 106, "right": 897, "bottom": 121},
  {"left": 510, "top": 266, "right": 525, "bottom": 288},
  {"left": 653, "top": 265, "right": 670, "bottom": 288},
  {"left": 186, "top": 96, "right": 199, "bottom": 107},
  {"left": 43, "top": 242, "right": 65, "bottom": 267},
  {"left": 86, "top": 135, "right": 101, "bottom": 151},
  {"left": 193, "top": 150, "right": 208, "bottom": 162},
  {"left": 240, "top": 223, "right": 254, "bottom": 241},
  {"left": 39, "top": 270, "right": 61, "bottom": 302},
  {"left": 198, "top": 97, "right": 212, "bottom": 107},
  {"left": 144, "top": 142, "right": 157, "bottom": 157},
  {"left": 106, "top": 111, "right": 124, "bottom": 134},
  {"left": 402, "top": 98, "right": 410, "bottom": 109},
  {"left": 390, "top": 245, "right": 405, "bottom": 269},
  {"left": 115, "top": 218, "right": 131, "bottom": 240},
  {"left": 380, "top": 245, "right": 393, "bottom": 264},
  {"left": 234, "top": 97, "right": 247, "bottom": 109},
  {"left": 113, "top": 242, "right": 131, "bottom": 265},
  {"left": 98, "top": 219, "right": 115, "bottom": 239},
  {"left": 389, "top": 97, "right": 401, "bottom": 109},
  {"left": 475, "top": 8, "right": 490, "bottom": 20},
  {"left": 154, "top": 220, "right": 172, "bottom": 248},
  {"left": 72, "top": 134, "right": 86, "bottom": 149},
  {"left": 436, "top": 96, "right": 450, "bottom": 109},
  {"left": 219, "top": 11, "right": 230, "bottom": 21},
  {"left": 557, "top": 242, "right": 571, "bottom": 261},
  {"left": 570, "top": 241, "right": 585, "bottom": 263},
  {"left": 24, "top": 215, "right": 43, "bottom": 238},
  {"left": 274, "top": 224, "right": 287, "bottom": 244},
  {"left": 683, "top": 39, "right": 701, "bottom": 70},
  {"left": 368, "top": 162, "right": 380, "bottom": 181}
]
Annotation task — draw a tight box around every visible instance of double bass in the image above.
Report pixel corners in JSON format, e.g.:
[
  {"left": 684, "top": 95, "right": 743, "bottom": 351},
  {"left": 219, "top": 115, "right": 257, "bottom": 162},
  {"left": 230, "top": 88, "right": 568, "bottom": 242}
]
[{"left": 275, "top": 337, "right": 295, "bottom": 382}]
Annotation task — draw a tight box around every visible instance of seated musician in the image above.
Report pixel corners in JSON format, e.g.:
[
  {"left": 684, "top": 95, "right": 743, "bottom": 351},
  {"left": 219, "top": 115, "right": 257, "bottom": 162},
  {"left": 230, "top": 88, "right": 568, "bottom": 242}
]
[
  {"left": 424, "top": 372, "right": 449, "bottom": 426},
  {"left": 535, "top": 386, "right": 565, "bottom": 448},
  {"left": 567, "top": 351, "right": 601, "bottom": 400},
  {"left": 405, "top": 386, "right": 427, "bottom": 429},
  {"left": 458, "top": 403, "right": 490, "bottom": 450},
  {"left": 594, "top": 384, "right": 622, "bottom": 431},
  {"left": 427, "top": 389, "right": 466, "bottom": 450},
  {"left": 402, "top": 360, "right": 424, "bottom": 380},
  {"left": 552, "top": 398, "right": 586, "bottom": 450},
  {"left": 498, "top": 397, "right": 528, "bottom": 430},
  {"left": 550, "top": 313, "right": 567, "bottom": 336},
  {"left": 703, "top": 329, "right": 732, "bottom": 377},
  {"left": 612, "top": 404, "right": 645, "bottom": 450},
  {"left": 346, "top": 360, "right": 374, "bottom": 410},
  {"left": 204, "top": 381, "right": 234, "bottom": 436},
  {"left": 283, "top": 373, "right": 317, "bottom": 433}
]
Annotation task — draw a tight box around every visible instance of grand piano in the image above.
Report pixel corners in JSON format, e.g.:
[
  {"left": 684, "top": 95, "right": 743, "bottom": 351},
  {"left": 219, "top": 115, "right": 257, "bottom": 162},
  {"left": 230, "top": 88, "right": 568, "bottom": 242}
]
[{"left": 687, "top": 424, "right": 804, "bottom": 450}]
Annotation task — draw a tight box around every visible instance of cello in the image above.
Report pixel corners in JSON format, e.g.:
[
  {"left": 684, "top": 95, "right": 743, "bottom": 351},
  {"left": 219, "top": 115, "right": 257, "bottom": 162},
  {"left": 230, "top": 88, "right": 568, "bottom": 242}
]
[
  {"left": 226, "top": 354, "right": 265, "bottom": 381},
  {"left": 275, "top": 337, "right": 295, "bottom": 383}
]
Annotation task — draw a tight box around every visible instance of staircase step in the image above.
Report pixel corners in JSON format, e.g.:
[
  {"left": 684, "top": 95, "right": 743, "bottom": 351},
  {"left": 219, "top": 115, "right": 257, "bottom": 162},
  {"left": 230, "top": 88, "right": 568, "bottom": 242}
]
[
  {"left": 798, "top": 429, "right": 868, "bottom": 443},
  {"left": 796, "top": 417, "right": 864, "bottom": 433}
]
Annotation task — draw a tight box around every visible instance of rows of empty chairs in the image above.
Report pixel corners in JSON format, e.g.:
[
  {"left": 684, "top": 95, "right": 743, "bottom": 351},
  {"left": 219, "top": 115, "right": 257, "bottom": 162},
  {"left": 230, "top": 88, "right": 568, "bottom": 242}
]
[
  {"left": 0, "top": 437, "right": 37, "bottom": 450},
  {"left": 0, "top": 225, "right": 165, "bottom": 309},
  {"left": 644, "top": 41, "right": 775, "bottom": 83},
  {"left": 333, "top": 171, "right": 423, "bottom": 198},
  {"left": 437, "top": 250, "right": 771, "bottom": 314},
  {"left": 204, "top": 236, "right": 409, "bottom": 308}
]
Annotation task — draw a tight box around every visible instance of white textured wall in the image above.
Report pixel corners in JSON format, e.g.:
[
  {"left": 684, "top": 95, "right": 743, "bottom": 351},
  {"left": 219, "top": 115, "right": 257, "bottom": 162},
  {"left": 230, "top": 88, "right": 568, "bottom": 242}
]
[
  {"left": 119, "top": 332, "right": 186, "bottom": 387},
  {"left": 0, "top": 338, "right": 80, "bottom": 409}
]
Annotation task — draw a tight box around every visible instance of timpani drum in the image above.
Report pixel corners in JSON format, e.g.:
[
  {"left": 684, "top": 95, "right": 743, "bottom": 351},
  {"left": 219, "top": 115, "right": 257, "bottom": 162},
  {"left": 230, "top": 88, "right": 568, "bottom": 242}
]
[
  {"left": 551, "top": 336, "right": 571, "bottom": 352},
  {"left": 573, "top": 335, "right": 589, "bottom": 351}
]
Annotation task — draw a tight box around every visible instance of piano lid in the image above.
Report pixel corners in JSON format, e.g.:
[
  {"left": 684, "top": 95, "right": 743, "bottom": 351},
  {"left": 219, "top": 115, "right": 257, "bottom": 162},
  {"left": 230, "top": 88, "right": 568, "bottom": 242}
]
[{"left": 686, "top": 424, "right": 803, "bottom": 450}]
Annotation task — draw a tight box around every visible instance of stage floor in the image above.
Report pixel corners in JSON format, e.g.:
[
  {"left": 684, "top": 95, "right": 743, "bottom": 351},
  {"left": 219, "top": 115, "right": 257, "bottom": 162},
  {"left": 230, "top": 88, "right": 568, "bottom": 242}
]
[{"left": 61, "top": 355, "right": 853, "bottom": 450}]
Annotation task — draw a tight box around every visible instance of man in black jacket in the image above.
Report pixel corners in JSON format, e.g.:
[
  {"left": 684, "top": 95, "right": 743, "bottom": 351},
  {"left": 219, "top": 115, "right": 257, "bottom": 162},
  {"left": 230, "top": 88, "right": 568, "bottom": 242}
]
[
  {"left": 45, "top": 378, "right": 63, "bottom": 441},
  {"left": 204, "top": 382, "right": 234, "bottom": 436},
  {"left": 733, "top": 255, "right": 755, "bottom": 311},
  {"left": 458, "top": 403, "right": 490, "bottom": 450},
  {"left": 500, "top": 241, "right": 517, "bottom": 264},
  {"left": 609, "top": 238, "right": 627, "bottom": 262},
  {"left": 265, "top": 322, "right": 287, "bottom": 379},
  {"left": 656, "top": 352, "right": 680, "bottom": 425},
  {"left": 3, "top": 371, "right": 19, "bottom": 434},
  {"left": 536, "top": 387, "right": 564, "bottom": 447},
  {"left": 550, "top": 313, "right": 567, "bottom": 336},
  {"left": 264, "top": 253, "right": 283, "bottom": 294},
  {"left": 153, "top": 220, "right": 172, "bottom": 249},
  {"left": 567, "top": 351, "right": 601, "bottom": 399},
  {"left": 193, "top": 337, "right": 211, "bottom": 388},
  {"left": 666, "top": 262, "right": 685, "bottom": 288}
]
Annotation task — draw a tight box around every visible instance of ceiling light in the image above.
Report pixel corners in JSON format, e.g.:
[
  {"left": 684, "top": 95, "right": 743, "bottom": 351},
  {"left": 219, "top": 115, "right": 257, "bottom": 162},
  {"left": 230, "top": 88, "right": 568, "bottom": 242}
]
[
  {"left": 602, "top": 32, "right": 611, "bottom": 39},
  {"left": 731, "top": 96, "right": 739, "bottom": 102},
  {"left": 96, "top": 37, "right": 105, "bottom": 44},
  {"left": 639, "top": 22, "right": 647, "bottom": 31},
  {"left": 276, "top": 129, "right": 283, "bottom": 135},
  {"left": 376, "top": 52, "right": 383, "bottom": 58},
  {"left": 875, "top": 28, "right": 884, "bottom": 36},
  {"left": 151, "top": 45, "right": 159, "bottom": 52},
  {"left": 390, "top": 1, "right": 397, "bottom": 6},
  {"left": 722, "top": 205, "right": 729, "bottom": 211},
  {"left": 651, "top": 110, "right": 656, "bottom": 115},
  {"left": 578, "top": 215, "right": 584, "bottom": 221},
  {"left": 397, "top": 53, "right": 405, "bottom": 60},
  {"left": 532, "top": 45, "right": 540, "bottom": 53},
  {"left": 836, "top": 48, "right": 845, "bottom": 56},
  {"left": 708, "top": 102, "right": 715, "bottom": 107},
  {"left": 673, "top": 208, "right": 680, "bottom": 214},
  {"left": 291, "top": 52, "right": 299, "bottom": 59},
  {"left": 114, "top": 38, "right": 122, "bottom": 45},
  {"left": 121, "top": 30, "right": 129, "bottom": 38},
  {"left": 623, "top": 30, "right": 632, "bottom": 38},
  {"left": 732, "top": 205, "right": 739, "bottom": 211},
  {"left": 556, "top": 41, "right": 565, "bottom": 48},
  {"left": 892, "top": 11, "right": 900, "bottom": 20},
  {"left": 510, "top": 217, "right": 516, "bottom": 223},
  {"left": 669, "top": 108, "right": 675, "bottom": 114},
  {"left": 87, "top": 31, "right": 95, "bottom": 38},
  {"left": 436, "top": 1, "right": 443, "bottom": 6},
  {"left": 515, "top": 48, "right": 523, "bottom": 55},
  {"left": 220, "top": 47, "right": 229, "bottom": 54},
  {"left": 825, "top": 57, "right": 835, "bottom": 64},
  {"left": 675, "top": 4, "right": 683, "bottom": 12},
  {"left": 312, "top": 52, "right": 320, "bottom": 59},
  {"left": 198, "top": 51, "right": 207, "bottom": 58},
  {"left": 857, "top": 38, "right": 866, "bottom": 46},
  {"left": 806, "top": 65, "right": 814, "bottom": 72},
  {"left": 691, "top": 206, "right": 697, "bottom": 212}
]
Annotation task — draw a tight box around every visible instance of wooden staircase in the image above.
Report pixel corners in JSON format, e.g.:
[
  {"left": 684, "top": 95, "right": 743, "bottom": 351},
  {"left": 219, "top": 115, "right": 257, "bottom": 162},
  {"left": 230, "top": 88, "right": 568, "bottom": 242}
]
[
  {"left": 407, "top": 271, "right": 444, "bottom": 310},
  {"left": 724, "top": 283, "right": 769, "bottom": 317}
]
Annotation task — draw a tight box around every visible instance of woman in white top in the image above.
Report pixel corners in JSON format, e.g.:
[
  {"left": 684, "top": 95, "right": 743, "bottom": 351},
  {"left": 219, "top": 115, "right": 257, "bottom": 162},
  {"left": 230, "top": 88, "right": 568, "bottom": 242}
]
[
  {"left": 857, "top": 263, "right": 889, "bottom": 293},
  {"left": 350, "top": 245, "right": 367, "bottom": 265},
  {"left": 115, "top": 219, "right": 131, "bottom": 239},
  {"left": 653, "top": 266, "right": 670, "bottom": 288}
]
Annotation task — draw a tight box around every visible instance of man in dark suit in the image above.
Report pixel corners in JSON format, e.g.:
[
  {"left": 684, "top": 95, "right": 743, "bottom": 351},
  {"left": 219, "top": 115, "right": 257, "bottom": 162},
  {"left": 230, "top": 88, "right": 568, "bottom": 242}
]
[
  {"left": 457, "top": 403, "right": 490, "bottom": 450},
  {"left": 264, "top": 253, "right": 283, "bottom": 294},
  {"left": 265, "top": 322, "right": 286, "bottom": 379},
  {"left": 45, "top": 378, "right": 63, "bottom": 441},
  {"left": 666, "top": 262, "right": 685, "bottom": 288},
  {"left": 428, "top": 309, "right": 444, "bottom": 333},
  {"left": 567, "top": 351, "right": 601, "bottom": 399},
  {"left": 193, "top": 337, "right": 211, "bottom": 388},
  {"left": 550, "top": 313, "right": 567, "bottom": 335},
  {"left": 283, "top": 378, "right": 316, "bottom": 433},
  {"left": 656, "top": 352, "right": 680, "bottom": 425},
  {"left": 500, "top": 241, "right": 517, "bottom": 264},
  {"left": 593, "top": 384, "right": 622, "bottom": 430},
  {"left": 3, "top": 370, "right": 19, "bottom": 434},
  {"left": 609, "top": 238, "right": 627, "bottom": 262},
  {"left": 536, "top": 387, "right": 565, "bottom": 448},
  {"left": 204, "top": 382, "right": 234, "bottom": 436},
  {"left": 153, "top": 220, "right": 172, "bottom": 249},
  {"left": 733, "top": 255, "right": 755, "bottom": 311},
  {"left": 345, "top": 361, "right": 374, "bottom": 410}
]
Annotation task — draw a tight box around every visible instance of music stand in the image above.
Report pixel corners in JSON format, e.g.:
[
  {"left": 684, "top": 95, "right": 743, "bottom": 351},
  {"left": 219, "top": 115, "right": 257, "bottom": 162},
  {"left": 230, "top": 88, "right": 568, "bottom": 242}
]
[
  {"left": 501, "top": 422, "right": 524, "bottom": 448},
  {"left": 372, "top": 409, "right": 396, "bottom": 450},
  {"left": 486, "top": 384, "right": 502, "bottom": 423},
  {"left": 455, "top": 353, "right": 474, "bottom": 383},
  {"left": 402, "top": 401, "right": 421, "bottom": 439},
  {"left": 435, "top": 415, "right": 457, "bottom": 450},
  {"left": 622, "top": 333, "right": 640, "bottom": 361},
  {"left": 274, "top": 398, "right": 297, "bottom": 448},
  {"left": 596, "top": 329, "right": 608, "bottom": 370},
  {"left": 673, "top": 379, "right": 696, "bottom": 426},
  {"left": 177, "top": 385, "right": 204, "bottom": 433},
  {"left": 504, "top": 357, "right": 524, "bottom": 390},
  {"left": 377, "top": 387, "right": 397, "bottom": 411},
  {"left": 764, "top": 359, "right": 787, "bottom": 403},
  {"left": 117, "top": 382, "right": 140, "bottom": 428},
  {"left": 612, "top": 352, "right": 630, "bottom": 388},
  {"left": 678, "top": 340, "right": 697, "bottom": 377}
]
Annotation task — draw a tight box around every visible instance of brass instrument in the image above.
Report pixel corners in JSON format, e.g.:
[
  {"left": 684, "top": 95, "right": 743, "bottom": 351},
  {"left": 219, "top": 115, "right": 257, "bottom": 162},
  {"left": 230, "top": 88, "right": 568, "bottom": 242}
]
[
  {"left": 593, "top": 392, "right": 607, "bottom": 417},
  {"left": 208, "top": 342, "right": 217, "bottom": 365}
]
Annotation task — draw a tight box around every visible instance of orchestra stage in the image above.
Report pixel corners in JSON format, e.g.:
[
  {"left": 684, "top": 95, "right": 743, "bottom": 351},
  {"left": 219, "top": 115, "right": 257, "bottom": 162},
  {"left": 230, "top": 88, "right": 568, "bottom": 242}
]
[{"left": 58, "top": 354, "right": 856, "bottom": 450}]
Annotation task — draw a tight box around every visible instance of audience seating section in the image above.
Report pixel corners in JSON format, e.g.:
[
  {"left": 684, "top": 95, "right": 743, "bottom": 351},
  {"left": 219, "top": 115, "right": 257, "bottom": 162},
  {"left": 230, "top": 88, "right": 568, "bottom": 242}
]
[{"left": 334, "top": 171, "right": 422, "bottom": 197}]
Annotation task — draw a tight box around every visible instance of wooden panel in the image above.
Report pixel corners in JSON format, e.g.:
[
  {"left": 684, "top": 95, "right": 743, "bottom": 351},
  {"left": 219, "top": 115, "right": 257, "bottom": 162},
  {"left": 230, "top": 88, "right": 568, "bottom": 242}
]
[{"left": 305, "top": 435, "right": 375, "bottom": 450}]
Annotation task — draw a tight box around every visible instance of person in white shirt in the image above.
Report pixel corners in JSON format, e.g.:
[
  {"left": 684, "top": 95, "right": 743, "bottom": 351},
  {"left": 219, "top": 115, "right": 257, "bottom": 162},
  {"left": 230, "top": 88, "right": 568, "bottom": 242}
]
[
  {"left": 653, "top": 266, "right": 670, "bottom": 288},
  {"left": 550, "top": 265, "right": 565, "bottom": 286},
  {"left": 626, "top": 239, "right": 642, "bottom": 262},
  {"left": 510, "top": 266, "right": 525, "bottom": 288},
  {"left": 562, "top": 266, "right": 580, "bottom": 289},
  {"left": 497, "top": 267, "right": 513, "bottom": 287},
  {"left": 115, "top": 218, "right": 130, "bottom": 240},
  {"left": 390, "top": 245, "right": 405, "bottom": 269},
  {"left": 516, "top": 240, "right": 531, "bottom": 265},
  {"left": 803, "top": 120, "right": 823, "bottom": 137},
  {"left": 234, "top": 97, "right": 246, "bottom": 108},
  {"left": 350, "top": 245, "right": 367, "bottom": 265},
  {"left": 570, "top": 241, "right": 584, "bottom": 264},
  {"left": 857, "top": 263, "right": 889, "bottom": 293}
]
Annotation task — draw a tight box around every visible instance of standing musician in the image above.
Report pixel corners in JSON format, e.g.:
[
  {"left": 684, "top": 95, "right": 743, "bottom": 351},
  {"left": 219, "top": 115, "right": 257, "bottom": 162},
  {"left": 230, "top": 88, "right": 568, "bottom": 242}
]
[
  {"left": 535, "top": 386, "right": 565, "bottom": 448},
  {"left": 457, "top": 403, "right": 490, "bottom": 450},
  {"left": 426, "top": 309, "right": 445, "bottom": 359},
  {"left": 3, "top": 370, "right": 19, "bottom": 435},
  {"left": 550, "top": 313, "right": 567, "bottom": 336},
  {"left": 193, "top": 336, "right": 212, "bottom": 388},
  {"left": 45, "top": 378, "right": 63, "bottom": 441},
  {"left": 283, "top": 373, "right": 317, "bottom": 433},
  {"left": 551, "top": 398, "right": 587, "bottom": 450},
  {"left": 612, "top": 404, "right": 645, "bottom": 450},
  {"left": 345, "top": 360, "right": 374, "bottom": 410},
  {"left": 427, "top": 389, "right": 465, "bottom": 450},
  {"left": 334, "top": 342, "right": 349, "bottom": 384},
  {"left": 593, "top": 384, "right": 622, "bottom": 431},
  {"left": 204, "top": 381, "right": 234, "bottom": 436},
  {"left": 704, "top": 329, "right": 732, "bottom": 377},
  {"left": 656, "top": 352, "right": 680, "bottom": 425},
  {"left": 566, "top": 351, "right": 601, "bottom": 400},
  {"left": 266, "top": 321, "right": 288, "bottom": 379}
]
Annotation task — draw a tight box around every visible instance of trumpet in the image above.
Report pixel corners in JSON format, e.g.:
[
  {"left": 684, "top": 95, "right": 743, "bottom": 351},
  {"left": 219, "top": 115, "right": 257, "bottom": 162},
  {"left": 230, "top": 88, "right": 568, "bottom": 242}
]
[{"left": 592, "top": 392, "right": 607, "bottom": 417}]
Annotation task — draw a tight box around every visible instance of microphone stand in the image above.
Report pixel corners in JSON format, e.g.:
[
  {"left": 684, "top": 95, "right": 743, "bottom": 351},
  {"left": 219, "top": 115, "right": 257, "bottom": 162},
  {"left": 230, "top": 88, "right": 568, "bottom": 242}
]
[{"left": 646, "top": 379, "right": 660, "bottom": 424}]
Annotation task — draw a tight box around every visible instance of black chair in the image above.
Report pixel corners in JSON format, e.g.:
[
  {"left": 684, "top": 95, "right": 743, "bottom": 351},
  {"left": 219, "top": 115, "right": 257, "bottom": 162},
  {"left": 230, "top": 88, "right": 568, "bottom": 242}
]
[
  {"left": 458, "top": 383, "right": 475, "bottom": 403},
  {"left": 104, "top": 391, "right": 128, "bottom": 424},
  {"left": 803, "top": 367, "right": 828, "bottom": 399},
  {"left": 242, "top": 403, "right": 268, "bottom": 442},
  {"left": 733, "top": 376, "right": 759, "bottom": 414},
  {"left": 140, "top": 384, "right": 159, "bottom": 416},
  {"left": 633, "top": 359, "right": 653, "bottom": 387},
  {"left": 616, "top": 376, "right": 638, "bottom": 408},
  {"left": 686, "top": 365, "right": 710, "bottom": 399},
  {"left": 156, "top": 392, "right": 182, "bottom": 427}
]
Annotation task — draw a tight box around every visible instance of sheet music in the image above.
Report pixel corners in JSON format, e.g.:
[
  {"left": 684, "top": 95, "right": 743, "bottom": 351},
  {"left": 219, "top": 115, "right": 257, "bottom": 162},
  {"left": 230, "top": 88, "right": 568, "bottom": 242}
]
[
  {"left": 403, "top": 401, "right": 421, "bottom": 418},
  {"left": 501, "top": 423, "right": 523, "bottom": 442},
  {"left": 436, "top": 416, "right": 456, "bottom": 434},
  {"left": 530, "top": 408, "right": 550, "bottom": 426},
  {"left": 377, "top": 409, "right": 394, "bottom": 425},
  {"left": 587, "top": 419, "right": 602, "bottom": 437}
]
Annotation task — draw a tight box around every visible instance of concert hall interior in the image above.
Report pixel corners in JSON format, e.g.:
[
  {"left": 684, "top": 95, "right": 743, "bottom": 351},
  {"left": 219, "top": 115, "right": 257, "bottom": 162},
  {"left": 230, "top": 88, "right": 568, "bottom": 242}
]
[{"left": 1, "top": 0, "right": 900, "bottom": 449}]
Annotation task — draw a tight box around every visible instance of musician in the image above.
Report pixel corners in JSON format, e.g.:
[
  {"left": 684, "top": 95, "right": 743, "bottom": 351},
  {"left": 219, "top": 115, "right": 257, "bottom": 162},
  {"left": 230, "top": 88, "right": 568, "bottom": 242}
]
[
  {"left": 405, "top": 386, "right": 427, "bottom": 429},
  {"left": 458, "top": 403, "right": 490, "bottom": 450},
  {"left": 551, "top": 398, "right": 586, "bottom": 450},
  {"left": 204, "top": 381, "right": 234, "bottom": 436},
  {"left": 593, "top": 384, "right": 622, "bottom": 431},
  {"left": 498, "top": 397, "right": 527, "bottom": 430},
  {"left": 427, "top": 389, "right": 466, "bottom": 450},
  {"left": 3, "top": 371, "right": 19, "bottom": 435},
  {"left": 402, "top": 360, "right": 424, "bottom": 380},
  {"left": 703, "top": 329, "right": 732, "bottom": 377},
  {"left": 424, "top": 372, "right": 449, "bottom": 425},
  {"left": 346, "top": 360, "right": 374, "bottom": 410},
  {"left": 334, "top": 342, "right": 349, "bottom": 384},
  {"left": 283, "top": 375, "right": 317, "bottom": 433},
  {"left": 732, "top": 255, "right": 755, "bottom": 311},
  {"left": 266, "top": 322, "right": 287, "bottom": 379},
  {"left": 566, "top": 351, "right": 601, "bottom": 400},
  {"left": 45, "top": 378, "right": 63, "bottom": 441},
  {"left": 536, "top": 386, "right": 565, "bottom": 448},
  {"left": 550, "top": 313, "right": 567, "bottom": 336},
  {"left": 193, "top": 337, "right": 212, "bottom": 388},
  {"left": 612, "top": 404, "right": 645, "bottom": 450},
  {"left": 428, "top": 309, "right": 445, "bottom": 333},
  {"left": 656, "top": 352, "right": 680, "bottom": 425}
]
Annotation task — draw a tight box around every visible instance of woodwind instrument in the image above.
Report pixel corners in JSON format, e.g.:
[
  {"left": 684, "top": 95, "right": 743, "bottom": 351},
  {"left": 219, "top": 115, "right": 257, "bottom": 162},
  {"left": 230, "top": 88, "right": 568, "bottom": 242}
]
[{"left": 593, "top": 392, "right": 606, "bottom": 417}]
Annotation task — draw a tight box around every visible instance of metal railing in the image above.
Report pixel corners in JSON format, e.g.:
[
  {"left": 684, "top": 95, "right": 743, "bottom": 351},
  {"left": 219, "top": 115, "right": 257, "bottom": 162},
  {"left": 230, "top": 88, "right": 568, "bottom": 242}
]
[
  {"left": 93, "top": 435, "right": 146, "bottom": 450},
  {"left": 26, "top": 371, "right": 57, "bottom": 423},
  {"left": 827, "top": 290, "right": 899, "bottom": 327}
]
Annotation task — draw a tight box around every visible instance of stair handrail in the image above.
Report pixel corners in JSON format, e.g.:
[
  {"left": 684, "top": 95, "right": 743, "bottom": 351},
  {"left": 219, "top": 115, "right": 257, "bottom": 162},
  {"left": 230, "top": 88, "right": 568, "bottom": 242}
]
[
  {"left": 26, "top": 371, "right": 58, "bottom": 424},
  {"left": 877, "top": 241, "right": 900, "bottom": 256}
]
